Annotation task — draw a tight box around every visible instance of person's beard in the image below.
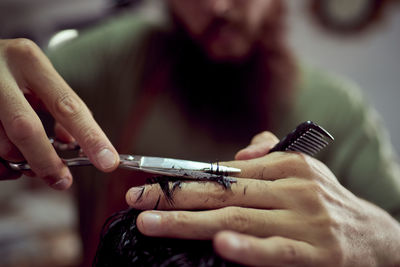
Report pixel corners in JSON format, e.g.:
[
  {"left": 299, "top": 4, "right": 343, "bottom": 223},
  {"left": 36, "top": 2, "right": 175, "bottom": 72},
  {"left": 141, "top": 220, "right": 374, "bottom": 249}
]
[{"left": 166, "top": 3, "right": 297, "bottom": 139}]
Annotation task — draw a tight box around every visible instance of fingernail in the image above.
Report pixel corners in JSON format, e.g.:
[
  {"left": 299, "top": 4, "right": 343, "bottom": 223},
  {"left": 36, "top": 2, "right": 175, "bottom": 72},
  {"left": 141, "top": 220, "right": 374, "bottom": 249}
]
[
  {"left": 141, "top": 212, "right": 162, "bottom": 234},
  {"left": 129, "top": 187, "right": 145, "bottom": 203},
  {"left": 51, "top": 178, "right": 70, "bottom": 190},
  {"left": 49, "top": 168, "right": 72, "bottom": 190},
  {"left": 96, "top": 148, "right": 117, "bottom": 169}
]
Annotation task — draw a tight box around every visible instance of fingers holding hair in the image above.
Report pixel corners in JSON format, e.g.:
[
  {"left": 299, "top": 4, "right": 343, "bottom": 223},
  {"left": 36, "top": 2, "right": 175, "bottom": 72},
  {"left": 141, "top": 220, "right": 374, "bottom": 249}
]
[
  {"left": 127, "top": 178, "right": 291, "bottom": 210},
  {"left": 137, "top": 208, "right": 305, "bottom": 240}
]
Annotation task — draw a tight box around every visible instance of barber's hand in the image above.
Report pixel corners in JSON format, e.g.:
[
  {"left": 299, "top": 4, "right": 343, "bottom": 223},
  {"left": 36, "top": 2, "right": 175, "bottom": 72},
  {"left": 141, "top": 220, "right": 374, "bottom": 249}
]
[
  {"left": 126, "top": 132, "right": 400, "bottom": 266},
  {"left": 0, "top": 39, "right": 119, "bottom": 189}
]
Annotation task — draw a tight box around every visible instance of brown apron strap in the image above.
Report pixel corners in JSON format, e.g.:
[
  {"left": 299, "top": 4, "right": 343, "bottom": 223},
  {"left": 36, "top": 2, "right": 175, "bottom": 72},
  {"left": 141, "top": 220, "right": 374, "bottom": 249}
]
[
  {"left": 116, "top": 68, "right": 166, "bottom": 153},
  {"left": 84, "top": 64, "right": 170, "bottom": 265},
  {"left": 108, "top": 62, "right": 170, "bottom": 210}
]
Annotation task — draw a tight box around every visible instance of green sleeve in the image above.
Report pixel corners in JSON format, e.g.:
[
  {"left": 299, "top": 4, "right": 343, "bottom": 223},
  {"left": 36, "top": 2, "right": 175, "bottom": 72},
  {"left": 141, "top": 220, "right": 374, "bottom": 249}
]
[
  {"left": 294, "top": 67, "right": 400, "bottom": 221},
  {"left": 45, "top": 12, "right": 167, "bottom": 142},
  {"left": 46, "top": 13, "right": 154, "bottom": 104}
]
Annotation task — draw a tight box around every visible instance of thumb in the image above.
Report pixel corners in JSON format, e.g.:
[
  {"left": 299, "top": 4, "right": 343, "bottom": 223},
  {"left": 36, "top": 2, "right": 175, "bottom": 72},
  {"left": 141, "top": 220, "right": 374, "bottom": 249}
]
[{"left": 235, "top": 131, "right": 279, "bottom": 160}]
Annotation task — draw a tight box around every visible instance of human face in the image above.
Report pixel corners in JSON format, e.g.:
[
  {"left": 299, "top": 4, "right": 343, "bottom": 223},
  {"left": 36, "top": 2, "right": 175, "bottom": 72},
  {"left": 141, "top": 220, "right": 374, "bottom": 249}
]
[{"left": 168, "top": 0, "right": 275, "bottom": 62}]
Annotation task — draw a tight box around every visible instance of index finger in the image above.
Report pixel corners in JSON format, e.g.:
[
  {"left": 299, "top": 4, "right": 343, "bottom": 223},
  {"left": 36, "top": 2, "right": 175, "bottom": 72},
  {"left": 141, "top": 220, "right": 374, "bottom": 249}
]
[
  {"left": 17, "top": 41, "right": 119, "bottom": 172},
  {"left": 221, "top": 152, "right": 318, "bottom": 180},
  {"left": 0, "top": 71, "right": 72, "bottom": 188}
]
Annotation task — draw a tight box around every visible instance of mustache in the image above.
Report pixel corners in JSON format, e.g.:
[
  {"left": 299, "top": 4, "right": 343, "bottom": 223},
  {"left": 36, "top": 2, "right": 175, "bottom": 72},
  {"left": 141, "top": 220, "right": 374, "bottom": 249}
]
[{"left": 202, "top": 16, "right": 244, "bottom": 39}]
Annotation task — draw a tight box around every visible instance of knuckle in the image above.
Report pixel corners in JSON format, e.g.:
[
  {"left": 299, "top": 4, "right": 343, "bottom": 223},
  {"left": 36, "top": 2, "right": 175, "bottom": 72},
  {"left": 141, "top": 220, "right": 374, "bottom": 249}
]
[
  {"left": 221, "top": 207, "right": 250, "bottom": 233},
  {"left": 199, "top": 183, "right": 229, "bottom": 203},
  {"left": 314, "top": 212, "right": 339, "bottom": 235},
  {"left": 78, "top": 127, "right": 103, "bottom": 151},
  {"left": 286, "top": 152, "right": 316, "bottom": 179},
  {"left": 7, "top": 114, "right": 42, "bottom": 144},
  {"left": 281, "top": 243, "right": 299, "bottom": 264},
  {"left": 305, "top": 180, "right": 324, "bottom": 197},
  {"left": 4, "top": 38, "right": 40, "bottom": 61},
  {"left": 295, "top": 181, "right": 328, "bottom": 214},
  {"left": 309, "top": 213, "right": 343, "bottom": 251},
  {"left": 293, "top": 152, "right": 310, "bottom": 166},
  {"left": 271, "top": 237, "right": 299, "bottom": 265},
  {"left": 283, "top": 153, "right": 335, "bottom": 184},
  {"left": 166, "top": 212, "right": 189, "bottom": 229},
  {"left": 34, "top": 158, "right": 64, "bottom": 178},
  {"left": 54, "top": 93, "right": 83, "bottom": 119}
]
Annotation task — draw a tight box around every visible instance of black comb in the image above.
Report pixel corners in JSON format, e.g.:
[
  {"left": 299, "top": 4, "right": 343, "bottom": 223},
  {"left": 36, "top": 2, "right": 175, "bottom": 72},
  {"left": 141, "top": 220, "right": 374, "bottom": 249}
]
[{"left": 269, "top": 121, "right": 334, "bottom": 156}]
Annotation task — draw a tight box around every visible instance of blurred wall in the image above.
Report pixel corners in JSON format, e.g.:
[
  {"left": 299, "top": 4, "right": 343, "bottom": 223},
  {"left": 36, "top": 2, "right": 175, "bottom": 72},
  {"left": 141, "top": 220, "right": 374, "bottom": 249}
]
[
  {"left": 286, "top": 1, "right": 400, "bottom": 155},
  {"left": 0, "top": 0, "right": 108, "bottom": 46}
]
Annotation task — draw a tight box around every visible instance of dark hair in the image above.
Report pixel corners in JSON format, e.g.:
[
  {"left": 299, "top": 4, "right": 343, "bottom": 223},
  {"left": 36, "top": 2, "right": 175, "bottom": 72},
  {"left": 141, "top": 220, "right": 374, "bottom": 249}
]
[
  {"left": 93, "top": 176, "right": 240, "bottom": 266},
  {"left": 93, "top": 208, "right": 241, "bottom": 267}
]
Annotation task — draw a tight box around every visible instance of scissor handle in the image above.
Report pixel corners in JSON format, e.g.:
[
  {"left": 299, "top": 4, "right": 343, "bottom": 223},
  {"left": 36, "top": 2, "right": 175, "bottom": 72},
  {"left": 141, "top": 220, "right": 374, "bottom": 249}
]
[
  {"left": 7, "top": 157, "right": 93, "bottom": 171},
  {"left": 6, "top": 154, "right": 139, "bottom": 171}
]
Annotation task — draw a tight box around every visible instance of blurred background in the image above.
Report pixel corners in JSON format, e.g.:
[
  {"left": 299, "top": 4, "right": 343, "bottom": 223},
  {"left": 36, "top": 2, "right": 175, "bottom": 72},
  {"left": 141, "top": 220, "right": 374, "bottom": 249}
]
[{"left": 0, "top": 0, "right": 399, "bottom": 266}]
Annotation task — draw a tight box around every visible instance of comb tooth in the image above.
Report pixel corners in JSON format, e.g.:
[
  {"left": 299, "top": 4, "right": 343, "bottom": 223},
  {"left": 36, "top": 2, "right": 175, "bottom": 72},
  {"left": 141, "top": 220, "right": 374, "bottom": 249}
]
[
  {"left": 289, "top": 142, "right": 318, "bottom": 156},
  {"left": 297, "top": 133, "right": 326, "bottom": 149},
  {"left": 296, "top": 141, "right": 323, "bottom": 154},
  {"left": 297, "top": 137, "right": 326, "bottom": 152},
  {"left": 309, "top": 127, "right": 325, "bottom": 135},
  {"left": 288, "top": 145, "right": 315, "bottom": 156},
  {"left": 270, "top": 121, "right": 333, "bottom": 156},
  {"left": 308, "top": 130, "right": 324, "bottom": 140},
  {"left": 286, "top": 144, "right": 305, "bottom": 154},
  {"left": 309, "top": 128, "right": 332, "bottom": 142},
  {"left": 307, "top": 131, "right": 330, "bottom": 144},
  {"left": 303, "top": 132, "right": 329, "bottom": 146},
  {"left": 296, "top": 138, "right": 321, "bottom": 153},
  {"left": 295, "top": 142, "right": 319, "bottom": 155},
  {"left": 298, "top": 136, "right": 325, "bottom": 150},
  {"left": 310, "top": 126, "right": 334, "bottom": 141}
]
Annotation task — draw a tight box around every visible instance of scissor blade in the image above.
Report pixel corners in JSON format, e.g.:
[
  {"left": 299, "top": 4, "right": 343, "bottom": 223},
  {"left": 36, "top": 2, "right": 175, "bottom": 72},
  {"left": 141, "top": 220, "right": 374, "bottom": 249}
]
[{"left": 122, "top": 155, "right": 241, "bottom": 174}]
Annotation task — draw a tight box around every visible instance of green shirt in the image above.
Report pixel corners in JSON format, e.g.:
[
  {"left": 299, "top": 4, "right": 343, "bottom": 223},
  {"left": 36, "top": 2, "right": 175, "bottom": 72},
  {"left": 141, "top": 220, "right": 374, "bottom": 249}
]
[{"left": 48, "top": 9, "right": 400, "bottom": 222}]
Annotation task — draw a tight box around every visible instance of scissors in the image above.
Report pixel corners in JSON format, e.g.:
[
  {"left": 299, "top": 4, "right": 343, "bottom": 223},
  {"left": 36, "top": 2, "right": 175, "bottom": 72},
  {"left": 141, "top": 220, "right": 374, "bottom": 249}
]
[
  {"left": 5, "top": 121, "right": 333, "bottom": 182},
  {"left": 5, "top": 138, "right": 241, "bottom": 182}
]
